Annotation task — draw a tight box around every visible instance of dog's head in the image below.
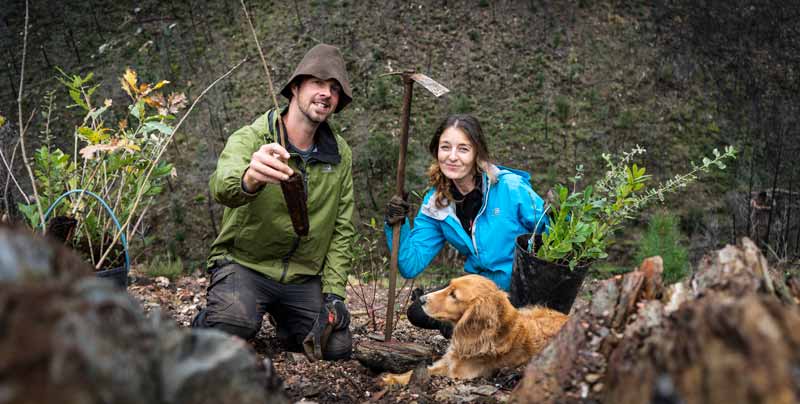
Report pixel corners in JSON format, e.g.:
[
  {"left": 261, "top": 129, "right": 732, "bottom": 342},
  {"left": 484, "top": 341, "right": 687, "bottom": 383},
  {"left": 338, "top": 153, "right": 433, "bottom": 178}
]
[{"left": 421, "top": 275, "right": 511, "bottom": 357}]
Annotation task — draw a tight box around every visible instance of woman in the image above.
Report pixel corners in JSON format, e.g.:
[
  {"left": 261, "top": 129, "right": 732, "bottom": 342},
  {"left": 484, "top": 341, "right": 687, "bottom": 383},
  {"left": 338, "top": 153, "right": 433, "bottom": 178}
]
[{"left": 384, "top": 114, "right": 549, "bottom": 336}]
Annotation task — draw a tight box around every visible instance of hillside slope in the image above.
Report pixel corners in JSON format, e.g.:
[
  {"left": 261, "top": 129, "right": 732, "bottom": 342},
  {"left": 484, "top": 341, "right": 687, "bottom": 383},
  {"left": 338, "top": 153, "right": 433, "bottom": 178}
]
[{"left": 0, "top": 0, "right": 763, "bottom": 269}]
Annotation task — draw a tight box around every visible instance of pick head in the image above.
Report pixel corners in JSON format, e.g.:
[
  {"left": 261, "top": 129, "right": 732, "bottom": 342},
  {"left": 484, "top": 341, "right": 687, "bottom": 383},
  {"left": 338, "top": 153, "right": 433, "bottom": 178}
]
[{"left": 409, "top": 73, "right": 450, "bottom": 98}]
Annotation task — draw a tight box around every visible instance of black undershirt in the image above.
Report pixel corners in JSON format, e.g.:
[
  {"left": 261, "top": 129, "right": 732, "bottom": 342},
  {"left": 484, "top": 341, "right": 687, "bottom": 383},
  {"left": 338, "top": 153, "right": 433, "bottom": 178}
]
[{"left": 451, "top": 178, "right": 483, "bottom": 235}]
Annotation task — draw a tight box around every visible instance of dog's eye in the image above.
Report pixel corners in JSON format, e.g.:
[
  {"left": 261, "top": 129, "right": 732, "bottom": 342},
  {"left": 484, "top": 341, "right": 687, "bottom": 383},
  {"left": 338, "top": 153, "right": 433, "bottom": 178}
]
[{"left": 449, "top": 290, "right": 457, "bottom": 300}]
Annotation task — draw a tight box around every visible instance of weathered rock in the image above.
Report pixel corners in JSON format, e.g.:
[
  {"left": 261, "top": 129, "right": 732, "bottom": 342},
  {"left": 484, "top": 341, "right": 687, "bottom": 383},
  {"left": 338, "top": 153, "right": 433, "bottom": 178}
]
[
  {"left": 513, "top": 238, "right": 800, "bottom": 404},
  {"left": 0, "top": 223, "right": 89, "bottom": 282},
  {"left": 0, "top": 224, "right": 289, "bottom": 404}
]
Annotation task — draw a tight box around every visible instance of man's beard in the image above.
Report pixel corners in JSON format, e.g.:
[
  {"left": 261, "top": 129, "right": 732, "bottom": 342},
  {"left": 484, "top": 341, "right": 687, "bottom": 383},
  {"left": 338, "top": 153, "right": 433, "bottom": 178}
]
[{"left": 298, "top": 100, "right": 328, "bottom": 124}]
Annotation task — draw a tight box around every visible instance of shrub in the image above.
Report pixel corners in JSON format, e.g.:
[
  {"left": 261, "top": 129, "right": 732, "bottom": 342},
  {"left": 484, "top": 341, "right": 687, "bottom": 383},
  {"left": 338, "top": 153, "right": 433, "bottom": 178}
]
[
  {"left": 554, "top": 95, "right": 571, "bottom": 124},
  {"left": 145, "top": 252, "right": 184, "bottom": 280},
  {"left": 450, "top": 93, "right": 472, "bottom": 114},
  {"left": 635, "top": 212, "right": 690, "bottom": 284},
  {"left": 18, "top": 68, "right": 186, "bottom": 270},
  {"left": 533, "top": 145, "right": 736, "bottom": 270},
  {"left": 370, "top": 78, "right": 389, "bottom": 109}
]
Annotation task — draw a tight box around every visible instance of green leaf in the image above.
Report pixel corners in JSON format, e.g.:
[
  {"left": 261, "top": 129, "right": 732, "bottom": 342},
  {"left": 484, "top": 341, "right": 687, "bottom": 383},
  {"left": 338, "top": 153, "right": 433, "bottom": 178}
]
[
  {"left": 89, "top": 106, "right": 108, "bottom": 121},
  {"left": 77, "top": 126, "right": 94, "bottom": 140},
  {"left": 129, "top": 100, "right": 144, "bottom": 120},
  {"left": 69, "top": 89, "right": 88, "bottom": 110},
  {"left": 17, "top": 202, "right": 40, "bottom": 228},
  {"left": 152, "top": 162, "right": 173, "bottom": 177},
  {"left": 145, "top": 185, "right": 163, "bottom": 196},
  {"left": 142, "top": 121, "right": 174, "bottom": 135},
  {"left": 0, "top": 114, "right": 5, "bottom": 127}
]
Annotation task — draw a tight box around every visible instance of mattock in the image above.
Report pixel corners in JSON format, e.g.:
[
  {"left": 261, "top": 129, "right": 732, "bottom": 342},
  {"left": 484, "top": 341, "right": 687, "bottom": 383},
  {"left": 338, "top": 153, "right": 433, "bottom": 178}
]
[{"left": 383, "top": 70, "right": 449, "bottom": 342}]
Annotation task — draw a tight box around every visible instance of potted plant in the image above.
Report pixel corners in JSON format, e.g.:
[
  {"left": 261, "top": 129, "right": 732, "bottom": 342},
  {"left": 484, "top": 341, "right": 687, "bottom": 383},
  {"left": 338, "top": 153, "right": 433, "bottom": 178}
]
[
  {"left": 18, "top": 68, "right": 186, "bottom": 287},
  {"left": 509, "top": 145, "right": 737, "bottom": 313}
]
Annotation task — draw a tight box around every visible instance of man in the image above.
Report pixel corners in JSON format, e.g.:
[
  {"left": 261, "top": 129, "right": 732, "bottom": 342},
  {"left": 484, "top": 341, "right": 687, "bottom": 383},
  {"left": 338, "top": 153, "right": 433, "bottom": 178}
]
[{"left": 192, "top": 44, "right": 355, "bottom": 361}]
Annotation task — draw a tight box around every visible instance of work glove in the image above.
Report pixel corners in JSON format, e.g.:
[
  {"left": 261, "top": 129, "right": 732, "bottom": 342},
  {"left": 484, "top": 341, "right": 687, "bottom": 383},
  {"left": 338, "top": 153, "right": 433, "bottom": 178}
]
[
  {"left": 302, "top": 293, "right": 350, "bottom": 361},
  {"left": 385, "top": 194, "right": 410, "bottom": 226}
]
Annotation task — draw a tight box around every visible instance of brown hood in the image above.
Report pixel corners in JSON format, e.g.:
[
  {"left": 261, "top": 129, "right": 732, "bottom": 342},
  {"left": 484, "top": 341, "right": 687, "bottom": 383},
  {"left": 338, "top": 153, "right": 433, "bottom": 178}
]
[{"left": 280, "top": 44, "right": 352, "bottom": 113}]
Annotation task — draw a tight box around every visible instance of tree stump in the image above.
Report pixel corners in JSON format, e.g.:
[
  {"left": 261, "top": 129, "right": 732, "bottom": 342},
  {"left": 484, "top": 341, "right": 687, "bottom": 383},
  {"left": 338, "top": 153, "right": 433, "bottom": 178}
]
[{"left": 513, "top": 238, "right": 800, "bottom": 404}]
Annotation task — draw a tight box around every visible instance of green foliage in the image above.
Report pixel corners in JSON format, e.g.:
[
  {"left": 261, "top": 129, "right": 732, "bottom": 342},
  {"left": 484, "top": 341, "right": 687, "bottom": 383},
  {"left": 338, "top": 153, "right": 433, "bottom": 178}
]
[
  {"left": 370, "top": 78, "right": 390, "bottom": 109},
  {"left": 534, "top": 145, "right": 737, "bottom": 270},
  {"left": 18, "top": 68, "right": 186, "bottom": 269},
  {"left": 552, "top": 30, "right": 562, "bottom": 48},
  {"left": 348, "top": 217, "right": 387, "bottom": 284},
  {"left": 145, "top": 252, "right": 184, "bottom": 280},
  {"left": 614, "top": 109, "right": 635, "bottom": 129},
  {"left": 450, "top": 93, "right": 472, "bottom": 114},
  {"left": 634, "top": 212, "right": 689, "bottom": 284},
  {"left": 554, "top": 96, "right": 571, "bottom": 124}
]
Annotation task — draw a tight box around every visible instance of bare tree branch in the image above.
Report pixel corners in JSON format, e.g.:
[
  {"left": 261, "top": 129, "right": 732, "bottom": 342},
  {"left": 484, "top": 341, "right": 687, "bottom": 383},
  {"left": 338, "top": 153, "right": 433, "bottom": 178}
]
[{"left": 15, "top": 0, "right": 45, "bottom": 230}]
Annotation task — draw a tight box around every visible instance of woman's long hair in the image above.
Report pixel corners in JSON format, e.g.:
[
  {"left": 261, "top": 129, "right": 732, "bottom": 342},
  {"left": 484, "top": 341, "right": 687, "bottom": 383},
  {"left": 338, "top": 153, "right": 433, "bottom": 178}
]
[{"left": 427, "top": 114, "right": 493, "bottom": 209}]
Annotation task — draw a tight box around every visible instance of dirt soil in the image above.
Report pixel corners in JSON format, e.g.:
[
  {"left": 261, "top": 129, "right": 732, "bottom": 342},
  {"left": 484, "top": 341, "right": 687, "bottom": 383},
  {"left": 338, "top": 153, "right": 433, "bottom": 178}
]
[{"left": 127, "top": 267, "right": 537, "bottom": 404}]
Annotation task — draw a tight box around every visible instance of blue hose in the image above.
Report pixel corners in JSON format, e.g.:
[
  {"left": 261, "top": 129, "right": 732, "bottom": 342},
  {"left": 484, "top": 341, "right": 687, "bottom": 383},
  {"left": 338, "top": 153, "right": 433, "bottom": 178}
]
[{"left": 42, "top": 189, "right": 130, "bottom": 272}]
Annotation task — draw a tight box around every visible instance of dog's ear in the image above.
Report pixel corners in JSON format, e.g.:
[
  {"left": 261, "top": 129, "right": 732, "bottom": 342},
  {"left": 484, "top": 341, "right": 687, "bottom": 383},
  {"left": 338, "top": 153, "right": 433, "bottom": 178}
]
[{"left": 452, "top": 291, "right": 506, "bottom": 358}]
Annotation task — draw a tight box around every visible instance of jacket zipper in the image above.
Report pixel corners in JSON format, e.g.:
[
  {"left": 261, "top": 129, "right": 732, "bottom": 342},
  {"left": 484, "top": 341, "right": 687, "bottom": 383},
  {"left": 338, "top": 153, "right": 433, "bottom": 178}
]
[{"left": 470, "top": 173, "right": 491, "bottom": 257}]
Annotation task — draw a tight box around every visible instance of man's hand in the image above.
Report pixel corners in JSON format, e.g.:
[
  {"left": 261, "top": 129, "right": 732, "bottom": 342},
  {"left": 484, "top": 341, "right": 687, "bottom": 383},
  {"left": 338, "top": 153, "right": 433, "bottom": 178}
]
[
  {"left": 242, "top": 143, "right": 294, "bottom": 192},
  {"left": 323, "top": 293, "right": 350, "bottom": 330},
  {"left": 384, "top": 194, "right": 410, "bottom": 226},
  {"left": 302, "top": 294, "right": 350, "bottom": 361}
]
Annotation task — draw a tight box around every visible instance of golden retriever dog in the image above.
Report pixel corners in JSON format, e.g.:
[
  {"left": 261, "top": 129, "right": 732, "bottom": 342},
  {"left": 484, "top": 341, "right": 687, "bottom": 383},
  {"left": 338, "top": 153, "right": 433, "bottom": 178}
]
[{"left": 421, "top": 275, "right": 567, "bottom": 379}]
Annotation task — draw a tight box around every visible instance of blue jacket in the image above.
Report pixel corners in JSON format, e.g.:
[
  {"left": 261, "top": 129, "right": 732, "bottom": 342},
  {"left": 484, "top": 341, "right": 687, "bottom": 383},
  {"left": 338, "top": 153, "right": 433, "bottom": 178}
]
[{"left": 385, "top": 165, "right": 549, "bottom": 291}]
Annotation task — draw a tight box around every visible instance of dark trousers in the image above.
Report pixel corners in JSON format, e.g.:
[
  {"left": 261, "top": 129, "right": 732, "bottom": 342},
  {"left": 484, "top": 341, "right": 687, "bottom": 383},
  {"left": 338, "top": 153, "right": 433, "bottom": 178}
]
[
  {"left": 407, "top": 285, "right": 453, "bottom": 339},
  {"left": 192, "top": 262, "right": 352, "bottom": 360}
]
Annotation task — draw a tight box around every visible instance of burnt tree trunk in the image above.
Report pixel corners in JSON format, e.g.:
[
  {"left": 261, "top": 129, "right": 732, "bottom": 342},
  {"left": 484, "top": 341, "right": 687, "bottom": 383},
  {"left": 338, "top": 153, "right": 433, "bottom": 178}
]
[{"left": 513, "top": 238, "right": 800, "bottom": 404}]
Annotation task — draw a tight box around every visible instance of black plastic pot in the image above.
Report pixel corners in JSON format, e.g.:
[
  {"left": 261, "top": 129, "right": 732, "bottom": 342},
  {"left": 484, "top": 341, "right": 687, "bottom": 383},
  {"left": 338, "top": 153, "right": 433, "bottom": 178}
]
[
  {"left": 509, "top": 233, "right": 589, "bottom": 314},
  {"left": 43, "top": 189, "right": 130, "bottom": 290},
  {"left": 96, "top": 265, "right": 128, "bottom": 288},
  {"left": 46, "top": 216, "right": 77, "bottom": 242}
]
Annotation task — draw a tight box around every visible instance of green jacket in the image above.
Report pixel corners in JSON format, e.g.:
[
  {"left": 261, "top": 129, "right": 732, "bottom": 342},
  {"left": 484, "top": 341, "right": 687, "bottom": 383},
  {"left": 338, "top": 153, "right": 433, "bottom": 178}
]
[{"left": 207, "top": 108, "right": 355, "bottom": 298}]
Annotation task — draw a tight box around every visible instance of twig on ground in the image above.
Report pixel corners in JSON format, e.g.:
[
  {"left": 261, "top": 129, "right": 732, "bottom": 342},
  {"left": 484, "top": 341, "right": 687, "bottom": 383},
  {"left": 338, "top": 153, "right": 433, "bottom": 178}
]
[{"left": 96, "top": 57, "right": 247, "bottom": 270}]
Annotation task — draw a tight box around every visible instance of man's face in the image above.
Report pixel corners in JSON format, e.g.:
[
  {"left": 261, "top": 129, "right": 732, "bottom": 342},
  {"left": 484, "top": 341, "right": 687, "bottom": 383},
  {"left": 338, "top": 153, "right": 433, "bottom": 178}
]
[{"left": 291, "top": 77, "right": 341, "bottom": 123}]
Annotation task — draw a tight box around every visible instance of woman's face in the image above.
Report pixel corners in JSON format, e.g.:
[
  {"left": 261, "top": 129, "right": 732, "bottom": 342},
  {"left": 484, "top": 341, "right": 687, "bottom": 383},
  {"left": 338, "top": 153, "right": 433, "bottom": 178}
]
[{"left": 437, "top": 126, "right": 477, "bottom": 182}]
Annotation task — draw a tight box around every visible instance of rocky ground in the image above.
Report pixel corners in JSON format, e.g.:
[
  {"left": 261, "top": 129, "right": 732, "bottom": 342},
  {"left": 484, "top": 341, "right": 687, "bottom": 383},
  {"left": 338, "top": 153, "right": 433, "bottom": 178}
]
[{"left": 126, "top": 267, "right": 550, "bottom": 404}]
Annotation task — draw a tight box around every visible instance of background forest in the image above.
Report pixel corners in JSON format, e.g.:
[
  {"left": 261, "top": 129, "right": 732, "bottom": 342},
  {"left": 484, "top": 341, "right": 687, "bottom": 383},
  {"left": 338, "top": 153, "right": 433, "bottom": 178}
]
[{"left": 1, "top": 0, "right": 798, "bottom": 282}]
